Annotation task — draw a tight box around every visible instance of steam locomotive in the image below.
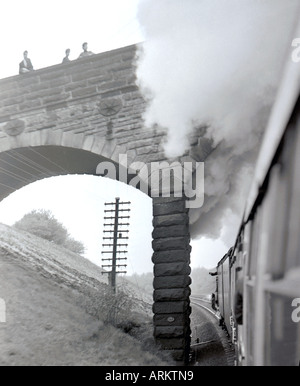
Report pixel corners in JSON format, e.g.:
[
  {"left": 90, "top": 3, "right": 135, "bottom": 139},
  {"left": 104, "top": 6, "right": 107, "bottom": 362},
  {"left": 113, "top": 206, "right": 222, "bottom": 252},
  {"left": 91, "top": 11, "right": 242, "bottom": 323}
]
[{"left": 212, "top": 32, "right": 300, "bottom": 366}]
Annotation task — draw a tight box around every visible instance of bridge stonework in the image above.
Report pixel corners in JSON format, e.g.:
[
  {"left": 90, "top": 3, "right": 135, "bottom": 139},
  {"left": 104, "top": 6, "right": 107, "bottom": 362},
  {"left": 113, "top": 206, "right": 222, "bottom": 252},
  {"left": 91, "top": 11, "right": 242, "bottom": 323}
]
[{"left": 0, "top": 44, "right": 195, "bottom": 363}]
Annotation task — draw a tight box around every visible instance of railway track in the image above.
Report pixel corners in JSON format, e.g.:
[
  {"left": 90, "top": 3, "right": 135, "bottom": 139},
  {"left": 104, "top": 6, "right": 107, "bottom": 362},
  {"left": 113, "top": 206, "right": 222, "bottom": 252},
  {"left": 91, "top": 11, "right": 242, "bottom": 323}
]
[
  {"left": 190, "top": 295, "right": 221, "bottom": 321},
  {"left": 190, "top": 295, "right": 236, "bottom": 366}
]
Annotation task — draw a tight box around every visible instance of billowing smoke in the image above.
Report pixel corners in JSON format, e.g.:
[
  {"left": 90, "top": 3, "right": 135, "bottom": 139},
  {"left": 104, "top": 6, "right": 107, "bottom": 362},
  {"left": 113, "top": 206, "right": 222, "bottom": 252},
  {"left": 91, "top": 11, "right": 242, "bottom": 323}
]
[{"left": 136, "top": 0, "right": 299, "bottom": 244}]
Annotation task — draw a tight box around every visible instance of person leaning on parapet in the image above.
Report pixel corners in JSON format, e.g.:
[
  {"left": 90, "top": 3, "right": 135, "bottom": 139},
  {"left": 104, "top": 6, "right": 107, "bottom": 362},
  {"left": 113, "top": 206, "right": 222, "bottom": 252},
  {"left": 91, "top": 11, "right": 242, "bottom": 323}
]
[
  {"left": 62, "top": 48, "right": 71, "bottom": 64},
  {"left": 19, "top": 51, "right": 34, "bottom": 74},
  {"left": 78, "top": 42, "right": 94, "bottom": 59}
]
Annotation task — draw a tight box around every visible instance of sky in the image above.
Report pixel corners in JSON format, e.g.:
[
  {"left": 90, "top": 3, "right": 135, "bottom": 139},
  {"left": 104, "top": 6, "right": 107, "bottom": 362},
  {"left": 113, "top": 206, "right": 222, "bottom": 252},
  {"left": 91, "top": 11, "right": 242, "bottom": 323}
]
[
  {"left": 0, "top": 0, "right": 227, "bottom": 274},
  {"left": 0, "top": 0, "right": 143, "bottom": 79}
]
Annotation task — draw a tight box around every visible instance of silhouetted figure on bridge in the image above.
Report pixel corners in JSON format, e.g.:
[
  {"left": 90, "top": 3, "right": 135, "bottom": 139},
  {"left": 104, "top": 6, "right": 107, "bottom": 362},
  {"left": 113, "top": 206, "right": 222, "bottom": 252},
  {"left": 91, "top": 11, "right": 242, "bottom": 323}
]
[
  {"left": 78, "top": 42, "right": 94, "bottom": 59},
  {"left": 62, "top": 49, "right": 71, "bottom": 64},
  {"left": 19, "top": 51, "right": 34, "bottom": 74}
]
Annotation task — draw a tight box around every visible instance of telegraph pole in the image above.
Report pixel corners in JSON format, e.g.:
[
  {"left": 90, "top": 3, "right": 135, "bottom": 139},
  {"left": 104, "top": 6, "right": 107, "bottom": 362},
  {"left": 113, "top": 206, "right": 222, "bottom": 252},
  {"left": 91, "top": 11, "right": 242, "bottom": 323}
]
[{"left": 101, "top": 198, "right": 131, "bottom": 294}]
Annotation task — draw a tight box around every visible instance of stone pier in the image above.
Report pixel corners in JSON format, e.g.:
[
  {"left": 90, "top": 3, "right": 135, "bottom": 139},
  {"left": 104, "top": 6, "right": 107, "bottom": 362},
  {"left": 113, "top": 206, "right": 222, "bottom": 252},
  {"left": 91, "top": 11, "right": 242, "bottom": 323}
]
[{"left": 152, "top": 197, "right": 192, "bottom": 363}]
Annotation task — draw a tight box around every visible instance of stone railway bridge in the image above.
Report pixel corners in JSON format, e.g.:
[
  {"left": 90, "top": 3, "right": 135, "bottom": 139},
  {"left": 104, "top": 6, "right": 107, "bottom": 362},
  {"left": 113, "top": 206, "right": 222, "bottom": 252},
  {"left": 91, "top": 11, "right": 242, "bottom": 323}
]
[{"left": 0, "top": 44, "right": 210, "bottom": 363}]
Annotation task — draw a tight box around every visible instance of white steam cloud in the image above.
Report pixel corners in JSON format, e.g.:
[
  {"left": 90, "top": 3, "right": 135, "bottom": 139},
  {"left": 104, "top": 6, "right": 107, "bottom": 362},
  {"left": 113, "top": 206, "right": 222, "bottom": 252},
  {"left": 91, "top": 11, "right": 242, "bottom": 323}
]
[
  {"left": 137, "top": 0, "right": 299, "bottom": 156},
  {"left": 136, "top": 0, "right": 299, "bottom": 244}
]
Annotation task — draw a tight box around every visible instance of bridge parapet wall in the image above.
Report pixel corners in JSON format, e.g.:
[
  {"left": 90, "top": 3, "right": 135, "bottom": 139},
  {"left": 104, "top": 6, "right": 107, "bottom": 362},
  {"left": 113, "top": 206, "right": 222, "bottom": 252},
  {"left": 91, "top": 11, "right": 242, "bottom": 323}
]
[{"left": 0, "top": 45, "right": 165, "bottom": 165}]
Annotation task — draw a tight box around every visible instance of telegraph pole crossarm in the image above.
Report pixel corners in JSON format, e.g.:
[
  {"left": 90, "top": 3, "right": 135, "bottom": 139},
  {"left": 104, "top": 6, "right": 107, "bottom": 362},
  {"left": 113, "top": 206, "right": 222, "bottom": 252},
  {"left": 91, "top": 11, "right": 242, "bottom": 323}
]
[{"left": 101, "top": 197, "right": 131, "bottom": 294}]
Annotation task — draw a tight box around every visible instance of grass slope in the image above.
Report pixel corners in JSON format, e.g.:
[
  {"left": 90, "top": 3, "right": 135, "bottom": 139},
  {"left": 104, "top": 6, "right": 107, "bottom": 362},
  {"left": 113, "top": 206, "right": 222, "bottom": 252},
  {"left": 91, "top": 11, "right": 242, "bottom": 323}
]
[{"left": 0, "top": 224, "right": 170, "bottom": 366}]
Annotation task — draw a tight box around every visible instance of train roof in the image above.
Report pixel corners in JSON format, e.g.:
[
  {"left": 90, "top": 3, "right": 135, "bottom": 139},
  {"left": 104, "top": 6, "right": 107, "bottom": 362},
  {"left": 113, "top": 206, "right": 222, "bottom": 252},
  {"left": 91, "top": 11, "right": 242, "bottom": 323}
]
[{"left": 244, "top": 18, "right": 300, "bottom": 222}]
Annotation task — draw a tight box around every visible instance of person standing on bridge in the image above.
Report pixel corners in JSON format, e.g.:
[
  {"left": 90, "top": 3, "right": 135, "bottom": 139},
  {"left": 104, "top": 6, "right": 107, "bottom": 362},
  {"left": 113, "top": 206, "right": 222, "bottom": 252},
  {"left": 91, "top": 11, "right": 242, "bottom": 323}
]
[
  {"left": 19, "top": 51, "right": 34, "bottom": 74},
  {"left": 78, "top": 42, "right": 94, "bottom": 58},
  {"left": 62, "top": 49, "right": 71, "bottom": 64}
]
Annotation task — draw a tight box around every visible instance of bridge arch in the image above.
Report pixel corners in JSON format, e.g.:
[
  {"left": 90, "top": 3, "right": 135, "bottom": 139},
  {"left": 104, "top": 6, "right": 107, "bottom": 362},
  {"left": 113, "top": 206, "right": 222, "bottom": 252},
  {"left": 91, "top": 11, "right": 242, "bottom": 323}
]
[{"left": 0, "top": 45, "right": 192, "bottom": 363}]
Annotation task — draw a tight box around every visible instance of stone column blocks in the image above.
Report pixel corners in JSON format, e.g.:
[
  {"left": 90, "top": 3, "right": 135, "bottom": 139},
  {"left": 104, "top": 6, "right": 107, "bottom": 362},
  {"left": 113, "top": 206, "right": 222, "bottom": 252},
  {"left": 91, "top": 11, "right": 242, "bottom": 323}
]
[{"left": 152, "top": 197, "right": 192, "bottom": 364}]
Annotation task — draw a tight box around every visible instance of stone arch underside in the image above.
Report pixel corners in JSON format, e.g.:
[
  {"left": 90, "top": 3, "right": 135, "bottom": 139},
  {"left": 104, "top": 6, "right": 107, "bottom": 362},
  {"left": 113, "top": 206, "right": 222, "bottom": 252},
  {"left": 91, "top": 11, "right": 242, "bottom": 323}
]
[{"left": 0, "top": 146, "right": 114, "bottom": 201}]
